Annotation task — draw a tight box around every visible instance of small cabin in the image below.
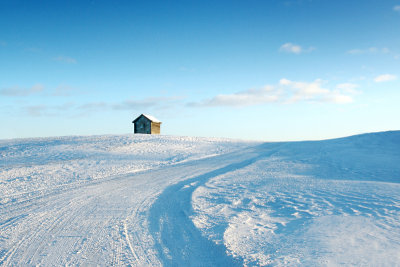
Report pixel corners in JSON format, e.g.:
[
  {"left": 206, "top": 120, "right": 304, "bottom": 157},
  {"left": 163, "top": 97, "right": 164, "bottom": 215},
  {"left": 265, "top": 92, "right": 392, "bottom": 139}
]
[{"left": 132, "top": 114, "right": 161, "bottom": 134}]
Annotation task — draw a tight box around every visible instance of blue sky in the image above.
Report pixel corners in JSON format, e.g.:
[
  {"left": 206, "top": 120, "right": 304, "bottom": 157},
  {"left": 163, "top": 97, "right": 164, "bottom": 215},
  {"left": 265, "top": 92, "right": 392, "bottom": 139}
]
[{"left": 1, "top": 0, "right": 399, "bottom": 141}]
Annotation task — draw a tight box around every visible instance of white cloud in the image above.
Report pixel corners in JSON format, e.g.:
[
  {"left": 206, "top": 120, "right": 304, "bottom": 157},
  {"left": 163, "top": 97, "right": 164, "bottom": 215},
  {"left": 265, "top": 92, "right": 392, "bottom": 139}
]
[
  {"left": 374, "top": 74, "right": 397, "bottom": 82},
  {"left": 280, "top": 79, "right": 356, "bottom": 104},
  {"left": 279, "top": 43, "right": 315, "bottom": 54},
  {"left": 53, "top": 55, "right": 77, "bottom": 64},
  {"left": 280, "top": 43, "right": 303, "bottom": 54},
  {"left": 191, "top": 79, "right": 358, "bottom": 107},
  {"left": 394, "top": 5, "right": 400, "bottom": 12},
  {"left": 280, "top": 78, "right": 330, "bottom": 102},
  {"left": 336, "top": 83, "right": 358, "bottom": 90},
  {"left": 0, "top": 84, "right": 44, "bottom": 96},
  {"left": 322, "top": 92, "right": 354, "bottom": 104}
]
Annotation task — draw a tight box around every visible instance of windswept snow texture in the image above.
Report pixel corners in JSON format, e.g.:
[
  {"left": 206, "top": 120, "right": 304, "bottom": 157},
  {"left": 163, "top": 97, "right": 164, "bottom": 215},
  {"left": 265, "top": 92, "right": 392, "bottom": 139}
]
[
  {"left": 191, "top": 131, "right": 400, "bottom": 266},
  {"left": 0, "top": 134, "right": 249, "bottom": 200},
  {"left": 1, "top": 131, "right": 400, "bottom": 266}
]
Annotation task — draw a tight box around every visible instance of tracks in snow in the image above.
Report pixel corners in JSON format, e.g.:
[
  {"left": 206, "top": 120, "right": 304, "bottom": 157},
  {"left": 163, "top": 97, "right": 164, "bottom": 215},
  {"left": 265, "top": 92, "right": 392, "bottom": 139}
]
[
  {"left": 148, "top": 143, "right": 284, "bottom": 266},
  {"left": 0, "top": 143, "right": 271, "bottom": 266}
]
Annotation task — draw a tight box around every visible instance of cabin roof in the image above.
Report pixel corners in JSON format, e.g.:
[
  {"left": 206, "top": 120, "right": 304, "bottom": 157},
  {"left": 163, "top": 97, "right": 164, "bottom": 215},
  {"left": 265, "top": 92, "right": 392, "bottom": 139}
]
[{"left": 132, "top": 114, "right": 161, "bottom": 123}]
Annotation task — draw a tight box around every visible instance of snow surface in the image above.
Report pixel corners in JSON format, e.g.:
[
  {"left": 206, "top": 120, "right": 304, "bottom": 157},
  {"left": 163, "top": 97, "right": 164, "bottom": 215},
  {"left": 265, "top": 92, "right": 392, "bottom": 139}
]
[
  {"left": 1, "top": 131, "right": 399, "bottom": 266},
  {"left": 142, "top": 114, "right": 161, "bottom": 123}
]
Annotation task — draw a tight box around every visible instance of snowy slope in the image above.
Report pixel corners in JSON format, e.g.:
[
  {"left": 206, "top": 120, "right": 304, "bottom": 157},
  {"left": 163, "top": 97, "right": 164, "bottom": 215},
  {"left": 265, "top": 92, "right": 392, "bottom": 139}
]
[
  {"left": 1, "top": 131, "right": 399, "bottom": 266},
  {"left": 0, "top": 134, "right": 253, "bottom": 201},
  {"left": 191, "top": 131, "right": 400, "bottom": 266}
]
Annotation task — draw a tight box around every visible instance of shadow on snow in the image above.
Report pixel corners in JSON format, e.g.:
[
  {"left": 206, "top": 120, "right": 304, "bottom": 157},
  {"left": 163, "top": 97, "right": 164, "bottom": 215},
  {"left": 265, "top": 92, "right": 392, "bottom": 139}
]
[{"left": 148, "top": 143, "right": 282, "bottom": 266}]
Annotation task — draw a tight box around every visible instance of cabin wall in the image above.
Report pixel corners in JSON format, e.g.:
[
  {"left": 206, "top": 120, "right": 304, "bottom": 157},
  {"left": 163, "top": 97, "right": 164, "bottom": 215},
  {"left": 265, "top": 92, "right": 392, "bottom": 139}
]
[
  {"left": 151, "top": 122, "right": 161, "bottom": 134},
  {"left": 134, "top": 116, "right": 151, "bottom": 134}
]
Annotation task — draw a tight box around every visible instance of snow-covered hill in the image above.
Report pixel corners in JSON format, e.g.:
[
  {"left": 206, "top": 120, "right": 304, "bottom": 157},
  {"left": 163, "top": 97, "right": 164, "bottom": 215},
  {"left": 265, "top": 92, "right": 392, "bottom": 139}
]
[
  {"left": 1, "top": 131, "right": 399, "bottom": 266},
  {"left": 0, "top": 134, "right": 254, "bottom": 201}
]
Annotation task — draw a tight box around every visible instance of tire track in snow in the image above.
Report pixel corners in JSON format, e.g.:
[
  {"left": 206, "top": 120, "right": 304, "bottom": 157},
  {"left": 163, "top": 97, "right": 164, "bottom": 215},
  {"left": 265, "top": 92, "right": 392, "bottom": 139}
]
[
  {"left": 0, "top": 189, "right": 96, "bottom": 266},
  {"left": 1, "top": 175, "right": 129, "bottom": 266},
  {"left": 148, "top": 144, "right": 283, "bottom": 266},
  {"left": 1, "top": 141, "right": 264, "bottom": 266},
  {"left": 123, "top": 218, "right": 140, "bottom": 263},
  {"left": 122, "top": 197, "right": 158, "bottom": 265}
]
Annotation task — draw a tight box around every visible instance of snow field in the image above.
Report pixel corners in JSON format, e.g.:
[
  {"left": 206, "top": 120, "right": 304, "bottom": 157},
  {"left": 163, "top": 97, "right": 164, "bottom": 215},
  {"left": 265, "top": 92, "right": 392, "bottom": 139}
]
[
  {"left": 0, "top": 134, "right": 255, "bottom": 266},
  {"left": 1, "top": 131, "right": 399, "bottom": 266},
  {"left": 0, "top": 134, "right": 254, "bottom": 202}
]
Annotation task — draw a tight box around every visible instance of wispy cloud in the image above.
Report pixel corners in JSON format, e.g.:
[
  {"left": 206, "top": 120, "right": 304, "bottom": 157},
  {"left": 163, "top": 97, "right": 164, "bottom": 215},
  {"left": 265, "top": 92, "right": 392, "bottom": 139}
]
[
  {"left": 53, "top": 55, "right": 77, "bottom": 64},
  {"left": 374, "top": 74, "right": 397, "bottom": 82},
  {"left": 347, "top": 47, "right": 400, "bottom": 60},
  {"left": 78, "top": 102, "right": 109, "bottom": 111},
  {"left": 24, "top": 105, "right": 47, "bottom": 117},
  {"left": 0, "top": 84, "right": 44, "bottom": 97},
  {"left": 279, "top": 43, "right": 315, "bottom": 54},
  {"left": 23, "top": 102, "right": 74, "bottom": 117},
  {"left": 394, "top": 5, "right": 400, "bottom": 12},
  {"left": 347, "top": 47, "right": 390, "bottom": 55},
  {"left": 78, "top": 96, "right": 182, "bottom": 113},
  {"left": 17, "top": 96, "right": 181, "bottom": 117},
  {"left": 0, "top": 40, "right": 6, "bottom": 47},
  {"left": 321, "top": 93, "right": 354, "bottom": 104},
  {"left": 335, "top": 83, "right": 360, "bottom": 94},
  {"left": 280, "top": 78, "right": 329, "bottom": 102},
  {"left": 280, "top": 79, "right": 354, "bottom": 104},
  {"left": 190, "top": 79, "right": 357, "bottom": 107},
  {"left": 24, "top": 47, "right": 41, "bottom": 53},
  {"left": 52, "top": 85, "right": 76, "bottom": 96},
  {"left": 189, "top": 86, "right": 280, "bottom": 107},
  {"left": 112, "top": 98, "right": 163, "bottom": 110}
]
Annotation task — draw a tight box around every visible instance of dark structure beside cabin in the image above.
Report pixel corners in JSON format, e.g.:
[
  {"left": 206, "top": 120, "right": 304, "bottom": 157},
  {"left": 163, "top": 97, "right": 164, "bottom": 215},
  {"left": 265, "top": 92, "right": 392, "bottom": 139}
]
[{"left": 132, "top": 114, "right": 161, "bottom": 134}]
